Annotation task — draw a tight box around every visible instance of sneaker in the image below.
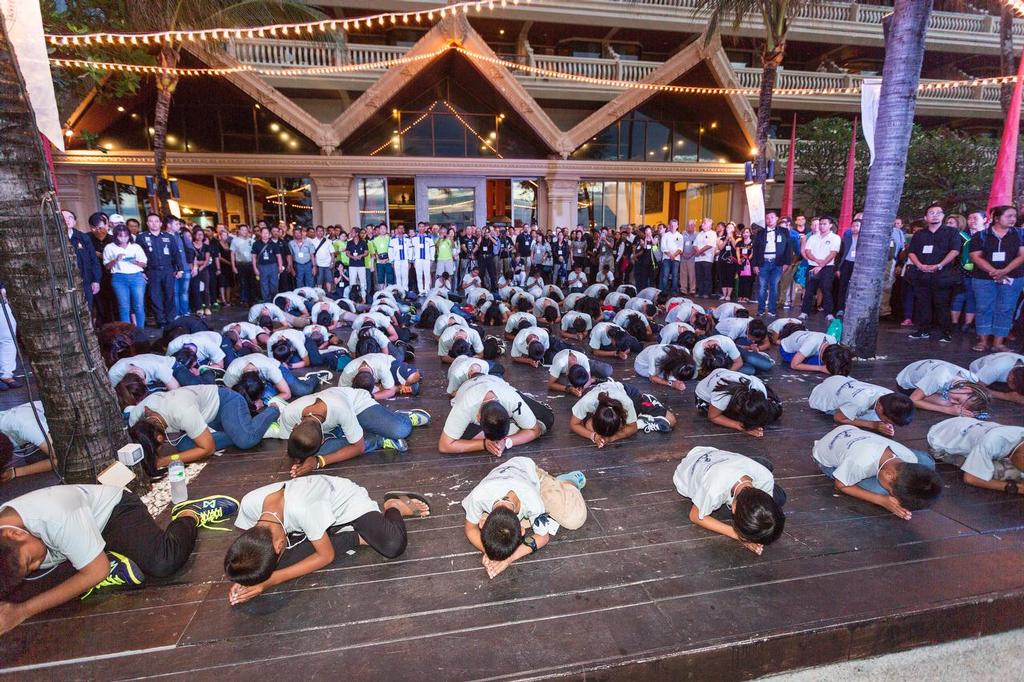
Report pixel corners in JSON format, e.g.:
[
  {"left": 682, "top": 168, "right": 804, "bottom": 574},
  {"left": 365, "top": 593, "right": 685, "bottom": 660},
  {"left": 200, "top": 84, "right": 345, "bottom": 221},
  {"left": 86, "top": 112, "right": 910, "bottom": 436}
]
[
  {"left": 171, "top": 494, "right": 239, "bottom": 530},
  {"left": 637, "top": 415, "right": 672, "bottom": 433},
  {"left": 263, "top": 421, "right": 283, "bottom": 439},
  {"left": 938, "top": 334, "right": 952, "bottom": 343},
  {"left": 826, "top": 314, "right": 835, "bottom": 322},
  {"left": 556, "top": 470, "right": 587, "bottom": 490},
  {"left": 266, "top": 396, "right": 289, "bottom": 412},
  {"left": 900, "top": 319, "right": 914, "bottom": 327},
  {"left": 404, "top": 408, "right": 431, "bottom": 427},
  {"left": 908, "top": 330, "right": 931, "bottom": 340},
  {"left": 797, "top": 313, "right": 808, "bottom": 321},
  {"left": 301, "top": 370, "right": 333, "bottom": 383},
  {"left": 81, "top": 551, "right": 144, "bottom": 599},
  {"left": 381, "top": 437, "right": 409, "bottom": 452},
  {"left": 765, "top": 312, "right": 776, "bottom": 318}
]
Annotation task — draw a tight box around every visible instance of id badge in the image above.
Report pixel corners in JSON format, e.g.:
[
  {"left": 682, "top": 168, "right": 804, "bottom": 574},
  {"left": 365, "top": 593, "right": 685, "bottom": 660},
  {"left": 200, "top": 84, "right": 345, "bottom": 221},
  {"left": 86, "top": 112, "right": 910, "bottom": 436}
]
[
  {"left": 922, "top": 245, "right": 933, "bottom": 254},
  {"left": 163, "top": 247, "right": 170, "bottom": 255},
  {"left": 992, "top": 251, "right": 1006, "bottom": 263}
]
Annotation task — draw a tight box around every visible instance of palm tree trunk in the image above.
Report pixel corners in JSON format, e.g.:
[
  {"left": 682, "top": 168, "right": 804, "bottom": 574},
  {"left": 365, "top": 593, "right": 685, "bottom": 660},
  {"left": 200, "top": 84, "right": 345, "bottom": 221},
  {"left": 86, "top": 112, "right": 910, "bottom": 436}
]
[
  {"left": 842, "top": 0, "right": 934, "bottom": 357},
  {"left": 998, "top": 8, "right": 1024, "bottom": 205},
  {"left": 0, "top": 26, "right": 129, "bottom": 481},
  {"left": 756, "top": 44, "right": 784, "bottom": 175},
  {"left": 152, "top": 46, "right": 180, "bottom": 217}
]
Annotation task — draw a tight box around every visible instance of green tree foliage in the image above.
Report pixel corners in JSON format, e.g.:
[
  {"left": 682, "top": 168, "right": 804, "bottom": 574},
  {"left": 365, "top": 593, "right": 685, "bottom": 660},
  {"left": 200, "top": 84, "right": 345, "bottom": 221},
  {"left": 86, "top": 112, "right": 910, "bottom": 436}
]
[{"left": 782, "top": 116, "right": 1001, "bottom": 219}]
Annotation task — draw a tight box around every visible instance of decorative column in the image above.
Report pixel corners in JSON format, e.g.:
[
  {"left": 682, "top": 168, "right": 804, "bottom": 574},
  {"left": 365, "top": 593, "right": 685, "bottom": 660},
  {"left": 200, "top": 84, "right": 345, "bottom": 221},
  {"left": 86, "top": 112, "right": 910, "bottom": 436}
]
[
  {"left": 311, "top": 174, "right": 355, "bottom": 227},
  {"left": 544, "top": 177, "right": 580, "bottom": 229},
  {"left": 54, "top": 166, "right": 96, "bottom": 230}
]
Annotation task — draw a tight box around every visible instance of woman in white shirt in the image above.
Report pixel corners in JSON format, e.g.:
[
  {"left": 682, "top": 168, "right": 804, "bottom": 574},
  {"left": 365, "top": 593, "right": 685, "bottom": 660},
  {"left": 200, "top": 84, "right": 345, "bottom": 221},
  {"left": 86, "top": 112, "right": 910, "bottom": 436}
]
[{"left": 103, "top": 223, "right": 148, "bottom": 329}]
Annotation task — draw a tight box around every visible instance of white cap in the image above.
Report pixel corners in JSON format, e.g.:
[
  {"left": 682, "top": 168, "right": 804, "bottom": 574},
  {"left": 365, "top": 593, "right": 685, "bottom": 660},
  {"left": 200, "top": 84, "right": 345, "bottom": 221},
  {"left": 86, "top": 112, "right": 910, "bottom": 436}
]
[{"left": 108, "top": 213, "right": 126, "bottom": 225}]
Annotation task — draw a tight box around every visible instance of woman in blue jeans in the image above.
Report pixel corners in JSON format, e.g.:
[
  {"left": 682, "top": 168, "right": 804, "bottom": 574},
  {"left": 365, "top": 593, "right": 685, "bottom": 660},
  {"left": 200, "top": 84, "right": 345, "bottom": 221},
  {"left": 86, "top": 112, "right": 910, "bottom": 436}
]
[
  {"left": 102, "top": 223, "right": 148, "bottom": 329},
  {"left": 125, "top": 385, "right": 280, "bottom": 468},
  {"left": 969, "top": 205, "right": 1024, "bottom": 352}
]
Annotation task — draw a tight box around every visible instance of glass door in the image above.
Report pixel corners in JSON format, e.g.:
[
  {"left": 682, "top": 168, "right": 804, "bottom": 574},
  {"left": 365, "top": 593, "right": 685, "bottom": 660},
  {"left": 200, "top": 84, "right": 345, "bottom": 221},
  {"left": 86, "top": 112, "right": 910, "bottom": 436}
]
[{"left": 427, "top": 187, "right": 474, "bottom": 227}]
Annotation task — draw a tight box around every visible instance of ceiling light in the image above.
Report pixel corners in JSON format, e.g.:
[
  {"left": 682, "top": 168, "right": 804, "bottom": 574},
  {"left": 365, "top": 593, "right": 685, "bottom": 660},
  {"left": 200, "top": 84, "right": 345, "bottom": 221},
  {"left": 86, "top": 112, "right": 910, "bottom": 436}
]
[
  {"left": 710, "top": 121, "right": 718, "bottom": 129},
  {"left": 288, "top": 140, "right": 298, "bottom": 148},
  {"left": 279, "top": 132, "right": 289, "bottom": 141},
  {"left": 166, "top": 134, "right": 177, "bottom": 143},
  {"left": 116, "top": 106, "right": 125, "bottom": 112},
  {"left": 270, "top": 122, "right": 280, "bottom": 131},
  {"left": 489, "top": 131, "right": 497, "bottom": 139}
]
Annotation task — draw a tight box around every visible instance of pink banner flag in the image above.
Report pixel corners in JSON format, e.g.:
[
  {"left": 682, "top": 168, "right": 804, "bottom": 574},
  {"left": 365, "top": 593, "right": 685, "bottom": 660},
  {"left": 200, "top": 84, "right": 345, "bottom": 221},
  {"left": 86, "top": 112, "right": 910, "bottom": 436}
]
[
  {"left": 780, "top": 112, "right": 797, "bottom": 218},
  {"left": 838, "top": 117, "right": 858, "bottom": 235},
  {"left": 988, "top": 46, "right": 1024, "bottom": 212}
]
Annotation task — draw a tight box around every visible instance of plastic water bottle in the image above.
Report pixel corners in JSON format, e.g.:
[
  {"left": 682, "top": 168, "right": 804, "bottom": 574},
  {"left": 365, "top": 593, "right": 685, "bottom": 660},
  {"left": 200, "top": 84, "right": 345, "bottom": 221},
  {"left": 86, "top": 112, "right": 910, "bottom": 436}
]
[{"left": 169, "top": 455, "right": 188, "bottom": 504}]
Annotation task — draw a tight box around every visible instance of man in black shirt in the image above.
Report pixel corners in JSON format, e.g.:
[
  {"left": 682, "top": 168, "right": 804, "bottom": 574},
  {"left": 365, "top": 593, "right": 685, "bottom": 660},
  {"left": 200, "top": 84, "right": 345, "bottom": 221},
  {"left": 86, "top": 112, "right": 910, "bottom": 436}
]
[{"left": 907, "top": 203, "right": 960, "bottom": 342}]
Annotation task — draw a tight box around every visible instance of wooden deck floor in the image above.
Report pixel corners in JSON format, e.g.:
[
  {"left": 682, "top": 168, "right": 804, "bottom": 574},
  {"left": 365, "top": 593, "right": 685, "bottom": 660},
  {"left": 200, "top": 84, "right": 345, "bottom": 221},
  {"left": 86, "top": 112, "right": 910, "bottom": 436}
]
[{"left": 1, "top": 309, "right": 1022, "bottom": 681}]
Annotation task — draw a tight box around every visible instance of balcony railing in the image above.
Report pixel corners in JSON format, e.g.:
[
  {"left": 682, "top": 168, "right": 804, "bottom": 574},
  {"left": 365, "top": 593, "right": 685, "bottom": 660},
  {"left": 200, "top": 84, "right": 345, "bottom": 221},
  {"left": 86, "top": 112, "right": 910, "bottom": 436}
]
[{"left": 227, "top": 37, "right": 1002, "bottom": 112}]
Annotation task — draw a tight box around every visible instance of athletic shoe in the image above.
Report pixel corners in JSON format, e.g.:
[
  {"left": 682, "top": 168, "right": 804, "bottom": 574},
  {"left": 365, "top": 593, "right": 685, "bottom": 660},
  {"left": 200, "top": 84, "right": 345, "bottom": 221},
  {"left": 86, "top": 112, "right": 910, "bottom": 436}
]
[
  {"left": 266, "top": 396, "right": 289, "bottom": 412},
  {"left": 797, "top": 313, "right": 808, "bottom": 320},
  {"left": 404, "top": 408, "right": 431, "bottom": 427},
  {"left": 171, "top": 494, "right": 239, "bottom": 530},
  {"left": 556, "top": 470, "right": 587, "bottom": 490},
  {"left": 826, "top": 314, "right": 835, "bottom": 322},
  {"left": 81, "top": 551, "right": 144, "bottom": 599},
  {"left": 637, "top": 415, "right": 672, "bottom": 433},
  {"left": 381, "top": 438, "right": 409, "bottom": 452},
  {"left": 263, "top": 421, "right": 283, "bottom": 439},
  {"left": 938, "top": 334, "right": 952, "bottom": 343},
  {"left": 908, "top": 331, "right": 930, "bottom": 340},
  {"left": 301, "top": 370, "right": 333, "bottom": 383},
  {"left": 765, "top": 312, "right": 776, "bottom": 318}
]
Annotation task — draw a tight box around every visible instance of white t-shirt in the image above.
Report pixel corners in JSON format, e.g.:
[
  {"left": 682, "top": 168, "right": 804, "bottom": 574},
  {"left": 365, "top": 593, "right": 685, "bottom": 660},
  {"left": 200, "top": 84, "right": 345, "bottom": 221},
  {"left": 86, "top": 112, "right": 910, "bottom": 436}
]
[
  {"left": 511, "top": 327, "right": 550, "bottom": 358},
  {"left": 338, "top": 353, "right": 396, "bottom": 390},
  {"left": 312, "top": 237, "right": 335, "bottom": 268},
  {"left": 248, "top": 303, "right": 289, "bottom": 326},
  {"left": 624, "top": 297, "right": 651, "bottom": 313},
  {"left": 660, "top": 231, "right": 684, "bottom": 260},
  {"left": 808, "top": 375, "right": 890, "bottom": 421},
  {"left": 310, "top": 300, "right": 344, "bottom": 325},
  {"left": 560, "top": 310, "right": 593, "bottom": 333},
  {"left": 267, "top": 328, "right": 309, "bottom": 360},
  {"left": 276, "top": 387, "right": 370, "bottom": 441},
  {"left": 666, "top": 300, "right": 704, "bottom": 324},
  {"left": 804, "top": 232, "right": 842, "bottom": 262},
  {"left": 604, "top": 292, "right": 630, "bottom": 309},
  {"left": 694, "top": 231, "right": 717, "bottom": 263},
  {"left": 780, "top": 331, "right": 835, "bottom": 359},
  {"left": 637, "top": 287, "right": 660, "bottom": 302},
  {"left": 812, "top": 425, "right": 916, "bottom": 486},
  {"left": 0, "top": 401, "right": 48, "bottom": 448},
  {"left": 673, "top": 447, "right": 774, "bottom": 518},
  {"left": 348, "top": 326, "right": 390, "bottom": 354},
  {"left": 223, "top": 353, "right": 285, "bottom": 388},
  {"left": 583, "top": 284, "right": 607, "bottom": 299},
  {"left": 223, "top": 321, "right": 266, "bottom": 341},
  {"left": 549, "top": 349, "right": 590, "bottom": 380},
  {"left": 634, "top": 344, "right": 673, "bottom": 378},
  {"left": 108, "top": 354, "right": 176, "bottom": 387},
  {"left": 294, "top": 286, "right": 326, "bottom": 301},
  {"left": 533, "top": 297, "right": 559, "bottom": 318},
  {"left": 438, "top": 325, "right": 483, "bottom": 357},
  {"left": 927, "top": 417, "right": 1024, "bottom": 481},
  {"left": 571, "top": 382, "right": 637, "bottom": 424},
  {"left": 713, "top": 302, "right": 745, "bottom": 320},
  {"left": 589, "top": 322, "right": 622, "bottom": 350},
  {"left": 235, "top": 475, "right": 379, "bottom": 541},
  {"left": 505, "top": 312, "right": 538, "bottom": 335},
  {"left": 351, "top": 312, "right": 391, "bottom": 331},
  {"left": 660, "top": 322, "right": 695, "bottom": 345},
  {"left": 768, "top": 317, "right": 802, "bottom": 335},
  {"left": 461, "top": 457, "right": 557, "bottom": 536},
  {"left": 423, "top": 295, "right": 455, "bottom": 315},
  {"left": 167, "top": 331, "right": 226, "bottom": 364},
  {"left": 612, "top": 308, "right": 645, "bottom": 329},
  {"left": 969, "top": 352, "right": 1024, "bottom": 386},
  {"left": 432, "top": 312, "right": 468, "bottom": 338},
  {"left": 446, "top": 355, "right": 490, "bottom": 395},
  {"left": 692, "top": 335, "right": 740, "bottom": 366},
  {"left": 102, "top": 242, "right": 147, "bottom": 275},
  {"left": 561, "top": 292, "right": 584, "bottom": 311},
  {"left": 896, "top": 359, "right": 974, "bottom": 395},
  {"left": 566, "top": 271, "right": 588, "bottom": 289},
  {"left": 443, "top": 375, "right": 536, "bottom": 439},
  {"left": 695, "top": 369, "right": 766, "bottom": 411},
  {"left": 128, "top": 385, "right": 221, "bottom": 439},
  {"left": 303, "top": 324, "right": 330, "bottom": 341},
  {"left": 3, "top": 484, "right": 124, "bottom": 570},
  {"left": 714, "top": 317, "right": 750, "bottom": 340}
]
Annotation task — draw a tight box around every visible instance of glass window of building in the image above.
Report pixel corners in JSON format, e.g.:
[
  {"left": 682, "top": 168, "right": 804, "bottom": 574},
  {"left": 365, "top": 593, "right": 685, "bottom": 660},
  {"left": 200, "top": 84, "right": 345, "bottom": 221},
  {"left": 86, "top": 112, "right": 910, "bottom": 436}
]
[{"left": 356, "top": 177, "right": 388, "bottom": 228}]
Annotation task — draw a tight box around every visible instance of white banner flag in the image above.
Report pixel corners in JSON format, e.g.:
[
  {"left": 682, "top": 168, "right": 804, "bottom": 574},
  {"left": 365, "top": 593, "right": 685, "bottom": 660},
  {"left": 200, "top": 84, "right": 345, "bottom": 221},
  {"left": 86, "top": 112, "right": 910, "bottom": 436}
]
[
  {"left": 745, "top": 182, "right": 765, "bottom": 229},
  {"left": 861, "top": 78, "right": 882, "bottom": 167},
  {"left": 1, "top": 0, "right": 64, "bottom": 151}
]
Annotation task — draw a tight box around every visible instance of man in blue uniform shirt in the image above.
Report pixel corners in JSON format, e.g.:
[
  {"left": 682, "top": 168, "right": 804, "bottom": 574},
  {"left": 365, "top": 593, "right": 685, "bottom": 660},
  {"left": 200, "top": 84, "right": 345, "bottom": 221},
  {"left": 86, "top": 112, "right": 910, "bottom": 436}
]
[{"left": 137, "top": 212, "right": 184, "bottom": 327}]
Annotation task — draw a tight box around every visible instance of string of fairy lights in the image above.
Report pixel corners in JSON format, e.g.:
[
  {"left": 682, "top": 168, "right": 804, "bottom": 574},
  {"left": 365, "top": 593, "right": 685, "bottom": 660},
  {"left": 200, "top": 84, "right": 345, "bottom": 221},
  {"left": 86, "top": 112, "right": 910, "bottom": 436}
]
[
  {"left": 42, "top": 0, "right": 1024, "bottom": 99},
  {"left": 367, "top": 100, "right": 503, "bottom": 158}
]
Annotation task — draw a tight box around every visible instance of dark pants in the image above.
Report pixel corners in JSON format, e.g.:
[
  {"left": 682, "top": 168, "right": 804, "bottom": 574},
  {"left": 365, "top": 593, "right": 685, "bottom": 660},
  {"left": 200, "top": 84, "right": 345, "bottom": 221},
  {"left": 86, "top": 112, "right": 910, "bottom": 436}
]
[
  {"left": 695, "top": 261, "right": 713, "bottom": 297},
  {"left": 802, "top": 265, "right": 835, "bottom": 316},
  {"left": 913, "top": 271, "right": 954, "bottom": 335},
  {"left": 102, "top": 492, "right": 197, "bottom": 578},
  {"left": 479, "top": 257, "right": 498, "bottom": 291},
  {"left": 837, "top": 260, "right": 855, "bottom": 312},
  {"left": 276, "top": 508, "right": 408, "bottom": 569},
  {"left": 147, "top": 268, "right": 176, "bottom": 326},
  {"left": 634, "top": 264, "right": 653, "bottom": 292},
  {"left": 305, "top": 339, "right": 343, "bottom": 368},
  {"left": 281, "top": 365, "right": 320, "bottom": 397},
  {"left": 236, "top": 263, "right": 257, "bottom": 305}
]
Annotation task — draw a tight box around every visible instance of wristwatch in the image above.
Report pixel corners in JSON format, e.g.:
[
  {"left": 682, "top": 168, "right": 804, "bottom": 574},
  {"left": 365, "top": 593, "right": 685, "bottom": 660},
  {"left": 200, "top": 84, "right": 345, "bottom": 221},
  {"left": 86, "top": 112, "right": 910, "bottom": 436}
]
[
  {"left": 504, "top": 437, "right": 514, "bottom": 450},
  {"left": 1005, "top": 481, "right": 1019, "bottom": 495}
]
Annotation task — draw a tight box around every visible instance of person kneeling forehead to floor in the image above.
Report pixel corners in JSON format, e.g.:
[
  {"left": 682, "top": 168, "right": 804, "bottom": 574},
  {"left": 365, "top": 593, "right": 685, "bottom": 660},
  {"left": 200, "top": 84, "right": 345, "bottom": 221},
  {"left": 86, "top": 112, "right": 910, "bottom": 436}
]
[
  {"left": 0, "top": 484, "right": 236, "bottom": 635},
  {"left": 462, "top": 456, "right": 586, "bottom": 579},
  {"left": 673, "top": 447, "right": 786, "bottom": 555},
  {"left": 813, "top": 425, "right": 942, "bottom": 520},
  {"left": 225, "top": 476, "right": 429, "bottom": 605}
]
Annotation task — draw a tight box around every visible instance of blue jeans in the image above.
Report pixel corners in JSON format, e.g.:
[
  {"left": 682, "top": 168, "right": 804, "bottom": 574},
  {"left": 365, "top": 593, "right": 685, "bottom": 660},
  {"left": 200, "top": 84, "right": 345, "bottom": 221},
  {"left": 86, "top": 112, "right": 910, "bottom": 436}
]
[
  {"left": 294, "top": 262, "right": 314, "bottom": 288},
  {"left": 739, "top": 348, "right": 775, "bottom": 375},
  {"left": 280, "top": 365, "right": 320, "bottom": 397},
  {"left": 950, "top": 273, "right": 976, "bottom": 315},
  {"left": 173, "top": 364, "right": 215, "bottom": 387},
  {"left": 757, "top": 260, "right": 784, "bottom": 313},
  {"left": 111, "top": 272, "right": 147, "bottom": 329},
  {"left": 972, "top": 277, "right": 1024, "bottom": 337},
  {"left": 258, "top": 265, "right": 279, "bottom": 302},
  {"left": 304, "top": 339, "right": 343, "bottom": 368},
  {"left": 319, "top": 406, "right": 412, "bottom": 456},
  {"left": 174, "top": 272, "right": 191, "bottom": 318},
  {"left": 375, "top": 262, "right": 395, "bottom": 289},
  {"left": 817, "top": 448, "right": 935, "bottom": 496},
  {"left": 177, "top": 388, "right": 279, "bottom": 451},
  {"left": 659, "top": 259, "right": 679, "bottom": 293}
]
